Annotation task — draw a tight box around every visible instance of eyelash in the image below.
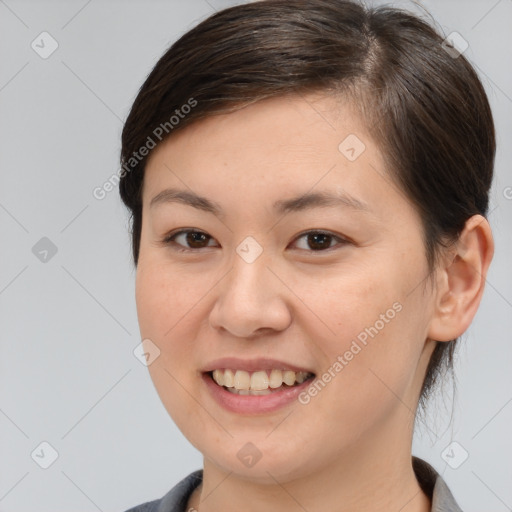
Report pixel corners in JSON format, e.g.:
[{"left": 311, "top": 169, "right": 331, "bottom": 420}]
[{"left": 161, "top": 229, "right": 350, "bottom": 253}]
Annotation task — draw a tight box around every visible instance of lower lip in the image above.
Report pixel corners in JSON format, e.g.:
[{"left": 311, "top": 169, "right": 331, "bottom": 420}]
[{"left": 202, "top": 372, "right": 314, "bottom": 414}]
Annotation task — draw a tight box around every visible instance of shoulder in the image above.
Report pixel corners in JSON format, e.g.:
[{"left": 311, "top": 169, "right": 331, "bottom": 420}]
[
  {"left": 123, "top": 470, "right": 203, "bottom": 512},
  {"left": 412, "top": 456, "right": 463, "bottom": 512}
]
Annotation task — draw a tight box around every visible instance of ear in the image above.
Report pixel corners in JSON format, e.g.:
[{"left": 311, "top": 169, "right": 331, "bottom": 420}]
[{"left": 428, "top": 214, "right": 494, "bottom": 342}]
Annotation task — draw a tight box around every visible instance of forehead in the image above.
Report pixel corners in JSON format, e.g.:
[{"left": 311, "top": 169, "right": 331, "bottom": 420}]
[
  {"left": 148, "top": 93, "right": 369, "bottom": 160},
  {"left": 142, "top": 93, "right": 407, "bottom": 221}
]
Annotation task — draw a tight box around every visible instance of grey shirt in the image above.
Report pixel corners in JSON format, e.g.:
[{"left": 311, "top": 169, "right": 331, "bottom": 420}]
[{"left": 124, "top": 456, "right": 462, "bottom": 512}]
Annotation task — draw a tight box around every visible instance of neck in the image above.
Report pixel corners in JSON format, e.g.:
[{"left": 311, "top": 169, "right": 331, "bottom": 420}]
[{"left": 188, "top": 413, "right": 431, "bottom": 512}]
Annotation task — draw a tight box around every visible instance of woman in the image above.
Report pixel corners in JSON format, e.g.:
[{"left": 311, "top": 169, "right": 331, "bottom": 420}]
[{"left": 119, "top": 1, "right": 495, "bottom": 510}]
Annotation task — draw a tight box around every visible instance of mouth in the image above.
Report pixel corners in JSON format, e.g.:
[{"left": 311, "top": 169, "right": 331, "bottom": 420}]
[
  {"left": 204, "top": 368, "right": 316, "bottom": 396},
  {"left": 200, "top": 357, "right": 317, "bottom": 413}
]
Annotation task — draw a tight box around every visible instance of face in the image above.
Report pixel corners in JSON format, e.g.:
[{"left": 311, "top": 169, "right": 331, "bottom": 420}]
[{"left": 135, "top": 93, "right": 437, "bottom": 483}]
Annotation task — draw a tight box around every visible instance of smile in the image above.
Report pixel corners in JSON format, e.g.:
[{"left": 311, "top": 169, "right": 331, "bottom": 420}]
[
  {"left": 210, "top": 369, "right": 314, "bottom": 395},
  {"left": 202, "top": 369, "right": 316, "bottom": 414}
]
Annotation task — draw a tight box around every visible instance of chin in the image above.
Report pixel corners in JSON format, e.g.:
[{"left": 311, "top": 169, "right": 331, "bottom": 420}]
[{"left": 196, "top": 433, "right": 322, "bottom": 484}]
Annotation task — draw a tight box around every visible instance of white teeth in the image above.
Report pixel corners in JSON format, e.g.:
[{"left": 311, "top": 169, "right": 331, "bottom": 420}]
[
  {"left": 212, "top": 369, "right": 224, "bottom": 386},
  {"left": 250, "top": 389, "right": 272, "bottom": 395},
  {"left": 282, "top": 370, "right": 296, "bottom": 386},
  {"left": 234, "top": 370, "right": 251, "bottom": 390},
  {"left": 211, "top": 368, "right": 313, "bottom": 391},
  {"left": 223, "top": 369, "right": 235, "bottom": 387},
  {"left": 269, "top": 369, "right": 283, "bottom": 388},
  {"left": 250, "top": 371, "right": 269, "bottom": 390},
  {"left": 226, "top": 387, "right": 272, "bottom": 396}
]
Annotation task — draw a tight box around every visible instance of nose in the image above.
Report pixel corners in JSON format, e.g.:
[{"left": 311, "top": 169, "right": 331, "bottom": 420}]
[{"left": 208, "top": 252, "right": 292, "bottom": 339}]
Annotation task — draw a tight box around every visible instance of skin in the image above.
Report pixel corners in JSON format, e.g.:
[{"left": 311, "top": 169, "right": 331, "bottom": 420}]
[{"left": 135, "top": 92, "right": 493, "bottom": 512}]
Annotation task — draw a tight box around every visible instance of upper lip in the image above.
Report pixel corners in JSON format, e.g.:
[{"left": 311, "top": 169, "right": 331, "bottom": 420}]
[{"left": 201, "top": 357, "right": 315, "bottom": 374}]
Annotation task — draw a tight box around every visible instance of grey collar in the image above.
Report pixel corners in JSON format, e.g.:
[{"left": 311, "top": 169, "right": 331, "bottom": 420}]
[{"left": 127, "top": 456, "right": 463, "bottom": 512}]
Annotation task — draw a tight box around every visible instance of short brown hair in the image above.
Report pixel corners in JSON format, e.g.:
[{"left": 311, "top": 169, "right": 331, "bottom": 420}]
[{"left": 119, "top": 0, "right": 495, "bottom": 410}]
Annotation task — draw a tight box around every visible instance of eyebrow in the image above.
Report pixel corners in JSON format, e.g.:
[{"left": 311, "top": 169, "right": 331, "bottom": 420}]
[{"left": 149, "top": 187, "right": 371, "bottom": 217}]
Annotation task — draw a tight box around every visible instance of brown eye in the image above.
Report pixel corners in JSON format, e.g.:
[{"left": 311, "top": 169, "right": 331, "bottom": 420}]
[
  {"left": 164, "top": 230, "right": 217, "bottom": 251},
  {"left": 292, "top": 231, "right": 348, "bottom": 252}
]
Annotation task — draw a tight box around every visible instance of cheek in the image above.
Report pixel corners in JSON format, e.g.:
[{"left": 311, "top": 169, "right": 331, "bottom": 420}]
[
  {"left": 135, "top": 261, "right": 212, "bottom": 426},
  {"left": 299, "top": 256, "right": 430, "bottom": 423},
  {"left": 135, "top": 259, "right": 210, "bottom": 340},
  {"left": 134, "top": 260, "right": 212, "bottom": 405},
  {"left": 297, "top": 259, "right": 401, "bottom": 348}
]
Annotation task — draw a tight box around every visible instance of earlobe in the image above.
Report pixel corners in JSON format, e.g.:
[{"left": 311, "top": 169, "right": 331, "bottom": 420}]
[{"left": 428, "top": 214, "right": 494, "bottom": 342}]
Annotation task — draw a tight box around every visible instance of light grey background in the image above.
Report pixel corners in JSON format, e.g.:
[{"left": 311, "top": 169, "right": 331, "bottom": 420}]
[{"left": 0, "top": 0, "right": 510, "bottom": 510}]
